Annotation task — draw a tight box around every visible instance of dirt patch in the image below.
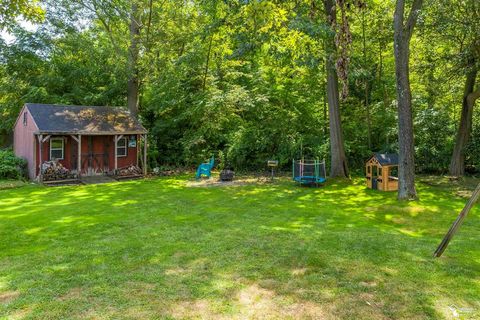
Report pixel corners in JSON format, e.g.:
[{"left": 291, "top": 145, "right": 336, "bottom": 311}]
[
  {"left": 169, "top": 299, "right": 225, "bottom": 319},
  {"left": 168, "top": 283, "right": 329, "bottom": 319},
  {"left": 57, "top": 287, "right": 84, "bottom": 301},
  {"left": 0, "top": 290, "right": 20, "bottom": 304},
  {"left": 455, "top": 190, "right": 474, "bottom": 199},
  {"left": 291, "top": 268, "right": 308, "bottom": 276},
  {"left": 165, "top": 267, "right": 188, "bottom": 276},
  {"left": 359, "top": 281, "right": 377, "bottom": 288},
  {"left": 236, "top": 284, "right": 328, "bottom": 319},
  {"left": 434, "top": 298, "right": 479, "bottom": 320},
  {"left": 186, "top": 176, "right": 275, "bottom": 188},
  {"left": 6, "top": 306, "right": 32, "bottom": 320}
]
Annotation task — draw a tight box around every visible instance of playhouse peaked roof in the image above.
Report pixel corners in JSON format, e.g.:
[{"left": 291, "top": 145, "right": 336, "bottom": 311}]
[
  {"left": 25, "top": 103, "right": 147, "bottom": 134},
  {"left": 371, "top": 153, "right": 399, "bottom": 166}
]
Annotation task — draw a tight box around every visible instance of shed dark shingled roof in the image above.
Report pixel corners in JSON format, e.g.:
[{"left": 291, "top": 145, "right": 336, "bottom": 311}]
[
  {"left": 373, "top": 153, "right": 399, "bottom": 166},
  {"left": 26, "top": 103, "right": 147, "bottom": 134}
]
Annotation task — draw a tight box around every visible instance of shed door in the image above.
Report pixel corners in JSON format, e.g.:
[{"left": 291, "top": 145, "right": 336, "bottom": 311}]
[
  {"left": 84, "top": 136, "right": 110, "bottom": 175},
  {"left": 88, "top": 136, "right": 94, "bottom": 173}
]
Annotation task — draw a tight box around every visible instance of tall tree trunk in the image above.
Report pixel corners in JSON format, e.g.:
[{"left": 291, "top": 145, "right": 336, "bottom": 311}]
[
  {"left": 202, "top": 34, "right": 214, "bottom": 91},
  {"left": 362, "top": 10, "right": 372, "bottom": 150},
  {"left": 324, "top": 0, "right": 349, "bottom": 178},
  {"left": 393, "top": 0, "right": 423, "bottom": 200},
  {"left": 450, "top": 67, "right": 480, "bottom": 176},
  {"left": 127, "top": 2, "right": 140, "bottom": 117}
]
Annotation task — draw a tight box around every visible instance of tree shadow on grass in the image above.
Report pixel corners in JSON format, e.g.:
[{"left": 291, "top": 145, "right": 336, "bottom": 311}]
[{"left": 0, "top": 176, "right": 479, "bottom": 319}]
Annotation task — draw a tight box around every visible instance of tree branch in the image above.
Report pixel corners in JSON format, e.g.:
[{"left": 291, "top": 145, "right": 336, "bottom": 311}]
[
  {"left": 404, "top": 0, "right": 423, "bottom": 39},
  {"left": 467, "top": 86, "right": 480, "bottom": 106},
  {"left": 394, "top": 0, "right": 405, "bottom": 37},
  {"left": 77, "top": 0, "right": 123, "bottom": 56}
]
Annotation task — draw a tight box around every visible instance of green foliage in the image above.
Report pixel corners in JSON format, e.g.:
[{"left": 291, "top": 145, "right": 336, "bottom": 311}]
[
  {"left": 0, "top": 0, "right": 44, "bottom": 31},
  {"left": 0, "top": 149, "right": 27, "bottom": 179},
  {"left": 0, "top": 0, "right": 478, "bottom": 173}
]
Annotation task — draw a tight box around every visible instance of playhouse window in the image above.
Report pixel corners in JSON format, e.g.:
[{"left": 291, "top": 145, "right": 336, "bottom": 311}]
[
  {"left": 378, "top": 167, "right": 382, "bottom": 176},
  {"left": 50, "top": 138, "right": 64, "bottom": 160},
  {"left": 23, "top": 112, "right": 27, "bottom": 126},
  {"left": 389, "top": 166, "right": 399, "bottom": 180},
  {"left": 117, "top": 138, "right": 127, "bottom": 157}
]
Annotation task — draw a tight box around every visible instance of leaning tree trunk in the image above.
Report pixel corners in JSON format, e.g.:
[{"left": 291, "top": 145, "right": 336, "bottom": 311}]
[
  {"left": 449, "top": 67, "right": 479, "bottom": 176},
  {"left": 324, "top": 0, "right": 349, "bottom": 178},
  {"left": 393, "top": 0, "right": 423, "bottom": 200},
  {"left": 127, "top": 1, "right": 140, "bottom": 117}
]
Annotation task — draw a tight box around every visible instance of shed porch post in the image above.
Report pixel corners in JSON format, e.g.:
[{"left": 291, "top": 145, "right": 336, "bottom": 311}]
[
  {"left": 143, "top": 134, "right": 147, "bottom": 175},
  {"left": 114, "top": 134, "right": 118, "bottom": 173},
  {"left": 69, "top": 134, "right": 82, "bottom": 178},
  {"left": 37, "top": 134, "right": 43, "bottom": 182},
  {"left": 78, "top": 134, "right": 82, "bottom": 177}
]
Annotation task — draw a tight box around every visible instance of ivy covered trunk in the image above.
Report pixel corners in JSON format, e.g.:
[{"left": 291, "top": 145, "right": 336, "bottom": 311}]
[
  {"left": 323, "top": 0, "right": 349, "bottom": 178},
  {"left": 449, "top": 67, "right": 479, "bottom": 176}
]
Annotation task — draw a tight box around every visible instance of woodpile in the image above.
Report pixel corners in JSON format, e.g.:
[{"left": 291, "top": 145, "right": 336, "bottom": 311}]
[
  {"left": 117, "top": 165, "right": 142, "bottom": 176},
  {"left": 42, "top": 160, "right": 76, "bottom": 181}
]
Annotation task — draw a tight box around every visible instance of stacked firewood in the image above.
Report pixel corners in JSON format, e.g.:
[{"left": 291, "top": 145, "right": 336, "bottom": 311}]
[
  {"left": 117, "top": 165, "right": 142, "bottom": 176},
  {"left": 42, "top": 160, "right": 75, "bottom": 181}
]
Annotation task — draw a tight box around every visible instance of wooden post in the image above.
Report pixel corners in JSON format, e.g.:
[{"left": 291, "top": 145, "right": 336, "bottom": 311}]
[
  {"left": 37, "top": 134, "right": 43, "bottom": 182},
  {"left": 136, "top": 134, "right": 140, "bottom": 167},
  {"left": 143, "top": 134, "right": 147, "bottom": 175},
  {"left": 41, "top": 135, "right": 51, "bottom": 143},
  {"left": 70, "top": 134, "right": 82, "bottom": 177},
  {"left": 78, "top": 134, "right": 81, "bottom": 177},
  {"left": 114, "top": 134, "right": 118, "bottom": 173},
  {"left": 434, "top": 182, "right": 480, "bottom": 257}
]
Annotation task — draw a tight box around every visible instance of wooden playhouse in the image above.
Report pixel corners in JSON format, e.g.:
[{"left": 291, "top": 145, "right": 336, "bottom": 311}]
[{"left": 365, "top": 153, "right": 399, "bottom": 191}]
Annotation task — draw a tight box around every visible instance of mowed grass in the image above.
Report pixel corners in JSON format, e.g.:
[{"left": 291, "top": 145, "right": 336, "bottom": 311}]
[{"left": 0, "top": 176, "right": 479, "bottom": 319}]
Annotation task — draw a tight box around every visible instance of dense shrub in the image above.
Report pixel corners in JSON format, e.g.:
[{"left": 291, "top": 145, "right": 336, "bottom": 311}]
[{"left": 0, "top": 149, "right": 27, "bottom": 179}]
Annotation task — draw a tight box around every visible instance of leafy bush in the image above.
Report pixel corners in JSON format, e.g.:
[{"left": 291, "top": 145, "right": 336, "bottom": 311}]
[{"left": 0, "top": 149, "right": 27, "bottom": 180}]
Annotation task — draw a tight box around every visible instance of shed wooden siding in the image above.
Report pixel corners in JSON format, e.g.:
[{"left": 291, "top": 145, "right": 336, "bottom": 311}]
[
  {"left": 13, "top": 106, "right": 39, "bottom": 179},
  {"left": 35, "top": 135, "right": 138, "bottom": 175},
  {"left": 110, "top": 136, "right": 139, "bottom": 169}
]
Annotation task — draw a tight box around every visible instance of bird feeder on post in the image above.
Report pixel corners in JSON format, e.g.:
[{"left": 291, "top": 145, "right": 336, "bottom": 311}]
[{"left": 267, "top": 160, "right": 279, "bottom": 181}]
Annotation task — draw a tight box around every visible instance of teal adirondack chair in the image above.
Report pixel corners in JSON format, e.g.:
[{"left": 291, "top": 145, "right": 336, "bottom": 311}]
[{"left": 195, "top": 156, "right": 214, "bottom": 179}]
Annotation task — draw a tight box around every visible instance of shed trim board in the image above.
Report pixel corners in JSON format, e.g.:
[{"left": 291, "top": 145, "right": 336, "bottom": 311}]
[{"left": 34, "top": 131, "right": 147, "bottom": 135}]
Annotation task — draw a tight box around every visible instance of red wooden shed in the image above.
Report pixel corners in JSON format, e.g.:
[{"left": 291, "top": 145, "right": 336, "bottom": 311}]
[{"left": 13, "top": 103, "right": 148, "bottom": 181}]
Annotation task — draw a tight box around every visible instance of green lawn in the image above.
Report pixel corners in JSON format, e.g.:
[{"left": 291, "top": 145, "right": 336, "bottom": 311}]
[
  {"left": 0, "top": 180, "right": 26, "bottom": 191},
  {"left": 0, "top": 176, "right": 479, "bottom": 319}
]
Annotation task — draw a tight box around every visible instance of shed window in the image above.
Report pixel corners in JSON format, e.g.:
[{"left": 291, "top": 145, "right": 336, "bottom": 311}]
[
  {"left": 117, "top": 138, "right": 127, "bottom": 157},
  {"left": 50, "top": 138, "right": 64, "bottom": 160},
  {"left": 23, "top": 112, "right": 28, "bottom": 126}
]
